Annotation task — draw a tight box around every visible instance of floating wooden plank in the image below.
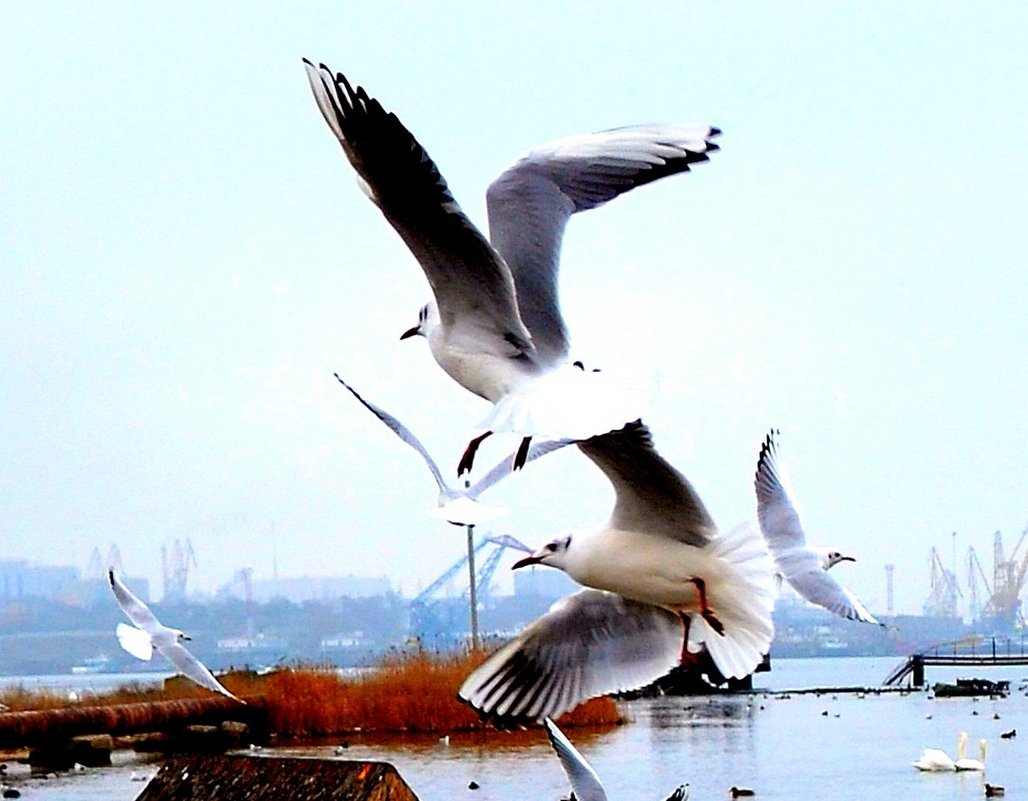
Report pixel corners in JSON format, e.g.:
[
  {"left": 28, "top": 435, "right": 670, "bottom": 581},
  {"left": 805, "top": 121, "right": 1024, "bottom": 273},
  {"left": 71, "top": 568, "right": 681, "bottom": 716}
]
[
  {"left": 136, "top": 753, "right": 420, "bottom": 801},
  {"left": 0, "top": 696, "right": 264, "bottom": 749}
]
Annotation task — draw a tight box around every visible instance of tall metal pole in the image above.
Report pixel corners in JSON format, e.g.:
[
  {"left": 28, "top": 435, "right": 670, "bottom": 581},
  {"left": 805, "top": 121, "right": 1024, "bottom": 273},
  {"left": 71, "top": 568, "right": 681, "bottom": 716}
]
[{"left": 466, "top": 522, "right": 479, "bottom": 649}]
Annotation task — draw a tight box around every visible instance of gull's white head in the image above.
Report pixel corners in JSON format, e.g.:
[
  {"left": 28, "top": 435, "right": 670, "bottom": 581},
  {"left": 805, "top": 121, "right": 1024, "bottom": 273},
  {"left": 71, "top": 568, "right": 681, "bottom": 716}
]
[
  {"left": 822, "top": 550, "right": 856, "bottom": 570},
  {"left": 400, "top": 302, "right": 438, "bottom": 341},
  {"left": 174, "top": 629, "right": 191, "bottom": 642},
  {"left": 511, "top": 535, "right": 573, "bottom": 571}
]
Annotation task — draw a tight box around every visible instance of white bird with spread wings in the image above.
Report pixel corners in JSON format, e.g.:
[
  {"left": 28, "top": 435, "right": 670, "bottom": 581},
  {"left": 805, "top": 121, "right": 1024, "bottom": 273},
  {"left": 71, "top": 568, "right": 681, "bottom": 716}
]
[
  {"left": 334, "top": 372, "right": 571, "bottom": 526},
  {"left": 754, "top": 430, "right": 880, "bottom": 625},
  {"left": 304, "top": 60, "right": 719, "bottom": 475},
  {"left": 108, "top": 570, "right": 242, "bottom": 702}
]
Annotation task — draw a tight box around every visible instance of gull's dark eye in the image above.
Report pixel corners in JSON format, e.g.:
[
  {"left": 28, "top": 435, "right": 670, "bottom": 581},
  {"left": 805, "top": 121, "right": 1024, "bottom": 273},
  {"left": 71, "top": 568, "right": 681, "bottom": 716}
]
[{"left": 545, "top": 542, "right": 557, "bottom": 552}]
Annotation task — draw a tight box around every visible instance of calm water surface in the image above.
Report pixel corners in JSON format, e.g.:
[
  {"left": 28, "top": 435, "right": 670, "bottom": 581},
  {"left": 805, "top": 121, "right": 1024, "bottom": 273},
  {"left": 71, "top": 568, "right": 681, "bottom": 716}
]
[{"left": 1, "top": 657, "right": 1024, "bottom": 800}]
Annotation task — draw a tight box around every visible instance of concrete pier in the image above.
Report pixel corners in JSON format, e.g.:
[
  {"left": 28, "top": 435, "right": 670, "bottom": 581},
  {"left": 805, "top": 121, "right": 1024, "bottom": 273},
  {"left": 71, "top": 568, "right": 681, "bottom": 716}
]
[{"left": 136, "top": 753, "right": 420, "bottom": 801}]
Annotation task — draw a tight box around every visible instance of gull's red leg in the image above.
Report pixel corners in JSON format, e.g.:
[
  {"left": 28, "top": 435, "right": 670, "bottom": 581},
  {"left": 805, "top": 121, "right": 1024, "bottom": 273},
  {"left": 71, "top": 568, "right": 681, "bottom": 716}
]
[
  {"left": 458, "top": 431, "right": 492, "bottom": 476},
  {"left": 689, "top": 577, "right": 725, "bottom": 636}
]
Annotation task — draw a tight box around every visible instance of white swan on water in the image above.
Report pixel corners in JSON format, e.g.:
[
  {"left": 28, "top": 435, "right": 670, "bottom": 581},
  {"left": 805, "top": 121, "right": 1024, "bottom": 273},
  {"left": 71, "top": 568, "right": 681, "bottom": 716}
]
[
  {"left": 912, "top": 747, "right": 956, "bottom": 771},
  {"left": 954, "top": 732, "right": 986, "bottom": 771}
]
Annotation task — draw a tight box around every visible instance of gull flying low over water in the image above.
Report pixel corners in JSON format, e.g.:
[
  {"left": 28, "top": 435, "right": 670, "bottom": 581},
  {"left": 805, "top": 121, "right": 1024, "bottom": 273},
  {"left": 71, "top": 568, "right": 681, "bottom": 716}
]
[
  {"left": 334, "top": 373, "right": 571, "bottom": 526},
  {"left": 754, "top": 430, "right": 880, "bottom": 625},
  {"left": 459, "top": 421, "right": 775, "bottom": 724},
  {"left": 304, "top": 60, "right": 720, "bottom": 475},
  {"left": 108, "top": 570, "right": 242, "bottom": 702},
  {"left": 544, "top": 717, "right": 689, "bottom": 801}
]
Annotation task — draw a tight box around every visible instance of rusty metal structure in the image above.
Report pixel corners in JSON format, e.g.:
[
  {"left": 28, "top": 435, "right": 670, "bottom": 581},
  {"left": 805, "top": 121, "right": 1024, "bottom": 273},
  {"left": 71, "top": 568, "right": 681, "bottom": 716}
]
[{"left": 0, "top": 695, "right": 261, "bottom": 750}]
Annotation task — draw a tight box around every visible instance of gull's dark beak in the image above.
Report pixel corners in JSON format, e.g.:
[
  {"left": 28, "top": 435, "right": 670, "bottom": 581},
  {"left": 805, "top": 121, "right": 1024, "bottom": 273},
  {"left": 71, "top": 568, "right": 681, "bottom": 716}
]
[
  {"left": 512, "top": 554, "right": 542, "bottom": 570},
  {"left": 400, "top": 325, "right": 421, "bottom": 340},
  {"left": 839, "top": 556, "right": 856, "bottom": 563},
  {"left": 181, "top": 635, "right": 192, "bottom": 641}
]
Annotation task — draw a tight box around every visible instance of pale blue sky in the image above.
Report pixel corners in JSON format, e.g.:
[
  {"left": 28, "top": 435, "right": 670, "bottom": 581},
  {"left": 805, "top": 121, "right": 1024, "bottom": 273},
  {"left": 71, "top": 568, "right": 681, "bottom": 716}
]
[{"left": 2, "top": 3, "right": 1025, "bottom": 616}]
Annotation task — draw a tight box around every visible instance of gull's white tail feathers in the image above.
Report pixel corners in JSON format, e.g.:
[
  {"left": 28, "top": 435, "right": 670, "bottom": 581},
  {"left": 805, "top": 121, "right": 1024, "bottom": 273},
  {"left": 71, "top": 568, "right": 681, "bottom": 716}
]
[
  {"left": 479, "top": 364, "right": 653, "bottom": 440},
  {"left": 116, "top": 622, "right": 154, "bottom": 661},
  {"left": 687, "top": 522, "right": 775, "bottom": 680}
]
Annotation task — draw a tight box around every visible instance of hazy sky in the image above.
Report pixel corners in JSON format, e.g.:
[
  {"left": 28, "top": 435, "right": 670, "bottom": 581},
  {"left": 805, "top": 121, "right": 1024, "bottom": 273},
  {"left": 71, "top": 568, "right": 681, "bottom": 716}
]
[{"left": 2, "top": 3, "right": 1026, "bottom": 616}]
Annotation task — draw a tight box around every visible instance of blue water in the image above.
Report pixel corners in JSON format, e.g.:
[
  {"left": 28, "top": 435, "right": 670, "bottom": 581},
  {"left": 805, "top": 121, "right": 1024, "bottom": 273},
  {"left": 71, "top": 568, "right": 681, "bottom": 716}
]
[{"left": 1, "top": 657, "right": 1025, "bottom": 800}]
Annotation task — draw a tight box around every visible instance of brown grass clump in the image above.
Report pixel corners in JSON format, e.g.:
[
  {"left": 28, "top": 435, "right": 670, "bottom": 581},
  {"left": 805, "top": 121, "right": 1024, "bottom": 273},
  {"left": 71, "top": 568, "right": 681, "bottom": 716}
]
[{"left": 252, "top": 649, "right": 623, "bottom": 737}]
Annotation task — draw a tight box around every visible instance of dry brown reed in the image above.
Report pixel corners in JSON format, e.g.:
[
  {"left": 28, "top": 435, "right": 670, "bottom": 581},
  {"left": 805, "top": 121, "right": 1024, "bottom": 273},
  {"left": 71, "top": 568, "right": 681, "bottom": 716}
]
[{"left": 249, "top": 649, "right": 623, "bottom": 736}]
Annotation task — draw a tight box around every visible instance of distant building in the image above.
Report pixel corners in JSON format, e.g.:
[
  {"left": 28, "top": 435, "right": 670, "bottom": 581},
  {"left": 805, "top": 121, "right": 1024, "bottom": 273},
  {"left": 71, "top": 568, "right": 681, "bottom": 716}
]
[
  {"left": 218, "top": 574, "right": 394, "bottom": 603},
  {"left": 0, "top": 559, "right": 80, "bottom": 601}
]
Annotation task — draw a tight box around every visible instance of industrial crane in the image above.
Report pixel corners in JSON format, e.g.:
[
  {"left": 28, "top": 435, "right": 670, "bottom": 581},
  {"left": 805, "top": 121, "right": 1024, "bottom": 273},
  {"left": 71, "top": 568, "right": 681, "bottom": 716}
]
[
  {"left": 408, "top": 534, "right": 526, "bottom": 646},
  {"left": 161, "top": 538, "right": 196, "bottom": 603},
  {"left": 985, "top": 525, "right": 1028, "bottom": 628},
  {"left": 924, "top": 546, "right": 962, "bottom": 618}
]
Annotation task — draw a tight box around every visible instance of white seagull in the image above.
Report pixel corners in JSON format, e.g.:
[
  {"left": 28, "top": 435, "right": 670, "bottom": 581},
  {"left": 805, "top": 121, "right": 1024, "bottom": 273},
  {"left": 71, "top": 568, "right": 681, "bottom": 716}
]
[
  {"left": 108, "top": 570, "right": 242, "bottom": 702},
  {"left": 334, "top": 373, "right": 571, "bottom": 526},
  {"left": 544, "top": 717, "right": 689, "bottom": 801},
  {"left": 459, "top": 421, "right": 775, "bottom": 724},
  {"left": 754, "top": 430, "right": 880, "bottom": 625},
  {"left": 304, "top": 60, "right": 720, "bottom": 475}
]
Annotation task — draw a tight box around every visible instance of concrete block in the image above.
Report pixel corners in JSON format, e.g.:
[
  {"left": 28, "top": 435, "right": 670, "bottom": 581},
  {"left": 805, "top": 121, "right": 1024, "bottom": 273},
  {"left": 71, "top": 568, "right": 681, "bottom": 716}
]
[{"left": 136, "top": 753, "right": 420, "bottom": 800}]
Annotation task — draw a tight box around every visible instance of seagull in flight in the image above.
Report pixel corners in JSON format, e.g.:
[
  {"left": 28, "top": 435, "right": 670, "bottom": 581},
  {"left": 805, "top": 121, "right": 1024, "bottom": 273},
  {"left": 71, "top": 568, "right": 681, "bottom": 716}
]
[
  {"left": 334, "top": 372, "right": 571, "bottom": 526},
  {"left": 304, "top": 60, "right": 720, "bottom": 475},
  {"left": 754, "top": 430, "right": 880, "bottom": 625},
  {"left": 544, "top": 717, "right": 689, "bottom": 801},
  {"left": 459, "top": 421, "right": 775, "bottom": 724},
  {"left": 108, "top": 570, "right": 243, "bottom": 702}
]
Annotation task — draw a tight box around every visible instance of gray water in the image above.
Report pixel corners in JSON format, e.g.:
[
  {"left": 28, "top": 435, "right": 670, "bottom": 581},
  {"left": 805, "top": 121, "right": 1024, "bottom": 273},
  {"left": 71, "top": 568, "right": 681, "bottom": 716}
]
[{"left": 1, "top": 657, "right": 1025, "bottom": 800}]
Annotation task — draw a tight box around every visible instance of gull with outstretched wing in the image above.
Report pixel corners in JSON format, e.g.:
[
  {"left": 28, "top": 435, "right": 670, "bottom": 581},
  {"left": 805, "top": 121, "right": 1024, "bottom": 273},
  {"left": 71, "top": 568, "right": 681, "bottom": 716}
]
[
  {"left": 304, "top": 60, "right": 720, "bottom": 475},
  {"left": 108, "top": 570, "right": 242, "bottom": 701},
  {"left": 754, "top": 430, "right": 880, "bottom": 624}
]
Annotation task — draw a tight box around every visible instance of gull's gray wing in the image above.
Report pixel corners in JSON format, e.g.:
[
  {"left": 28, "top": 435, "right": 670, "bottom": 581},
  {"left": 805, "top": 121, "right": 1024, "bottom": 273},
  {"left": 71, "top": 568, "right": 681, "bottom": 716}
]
[
  {"left": 157, "top": 640, "right": 242, "bottom": 701},
  {"left": 334, "top": 373, "right": 452, "bottom": 499},
  {"left": 109, "top": 570, "right": 161, "bottom": 633},
  {"left": 304, "top": 61, "right": 533, "bottom": 358},
  {"left": 459, "top": 588, "right": 682, "bottom": 726},
  {"left": 486, "top": 125, "right": 720, "bottom": 364},
  {"left": 466, "top": 437, "right": 574, "bottom": 500},
  {"left": 754, "top": 430, "right": 807, "bottom": 554},
  {"left": 543, "top": 717, "right": 608, "bottom": 801},
  {"left": 786, "top": 565, "right": 880, "bottom": 625},
  {"left": 576, "top": 421, "right": 717, "bottom": 546}
]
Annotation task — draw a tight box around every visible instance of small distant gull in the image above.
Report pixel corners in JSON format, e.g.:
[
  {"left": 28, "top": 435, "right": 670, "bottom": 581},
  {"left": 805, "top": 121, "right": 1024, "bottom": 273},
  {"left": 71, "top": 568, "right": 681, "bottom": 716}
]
[
  {"left": 108, "top": 570, "right": 242, "bottom": 702},
  {"left": 543, "top": 717, "right": 688, "bottom": 801},
  {"left": 334, "top": 373, "right": 571, "bottom": 526},
  {"left": 754, "top": 430, "right": 880, "bottom": 625},
  {"left": 304, "top": 60, "right": 720, "bottom": 475},
  {"left": 459, "top": 421, "right": 775, "bottom": 724}
]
